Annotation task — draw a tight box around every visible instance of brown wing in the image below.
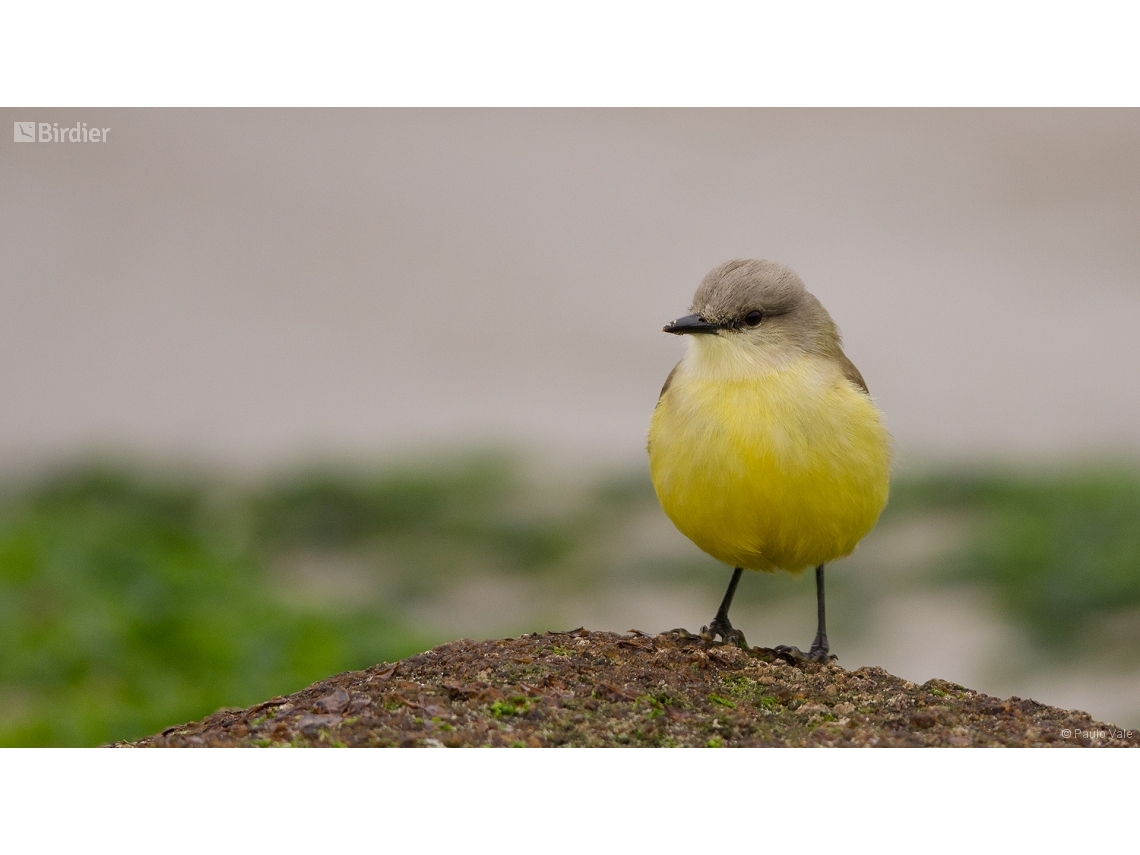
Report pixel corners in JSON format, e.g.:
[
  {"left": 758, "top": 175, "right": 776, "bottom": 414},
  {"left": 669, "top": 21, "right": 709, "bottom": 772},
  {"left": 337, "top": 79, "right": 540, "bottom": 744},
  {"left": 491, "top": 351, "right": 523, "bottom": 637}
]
[
  {"left": 648, "top": 363, "right": 680, "bottom": 455},
  {"left": 657, "top": 362, "right": 680, "bottom": 401},
  {"left": 838, "top": 352, "right": 869, "bottom": 395}
]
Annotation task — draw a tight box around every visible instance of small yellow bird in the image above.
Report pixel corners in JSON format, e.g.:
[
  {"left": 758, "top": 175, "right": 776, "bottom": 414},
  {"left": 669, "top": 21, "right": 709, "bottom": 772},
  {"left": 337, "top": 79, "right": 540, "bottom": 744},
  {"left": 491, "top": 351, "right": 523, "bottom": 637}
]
[{"left": 648, "top": 259, "right": 891, "bottom": 659}]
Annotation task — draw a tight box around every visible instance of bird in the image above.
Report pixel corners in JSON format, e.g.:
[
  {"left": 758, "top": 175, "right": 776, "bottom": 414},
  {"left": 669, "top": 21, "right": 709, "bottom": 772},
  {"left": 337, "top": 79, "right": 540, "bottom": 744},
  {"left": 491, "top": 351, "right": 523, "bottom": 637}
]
[{"left": 647, "top": 259, "right": 891, "bottom": 660}]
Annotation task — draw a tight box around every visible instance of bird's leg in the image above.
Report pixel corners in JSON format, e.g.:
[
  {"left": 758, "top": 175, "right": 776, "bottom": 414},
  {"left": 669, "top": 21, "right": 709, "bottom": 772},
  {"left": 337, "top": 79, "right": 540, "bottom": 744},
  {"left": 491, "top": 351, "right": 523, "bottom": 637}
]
[
  {"left": 775, "top": 564, "right": 837, "bottom": 663},
  {"left": 700, "top": 567, "right": 748, "bottom": 648},
  {"left": 808, "top": 564, "right": 830, "bottom": 661}
]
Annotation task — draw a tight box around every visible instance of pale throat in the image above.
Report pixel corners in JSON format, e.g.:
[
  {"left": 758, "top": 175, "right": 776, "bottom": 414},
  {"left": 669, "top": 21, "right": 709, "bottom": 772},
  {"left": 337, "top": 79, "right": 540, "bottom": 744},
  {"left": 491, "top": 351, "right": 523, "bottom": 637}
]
[{"left": 682, "top": 333, "right": 808, "bottom": 383}]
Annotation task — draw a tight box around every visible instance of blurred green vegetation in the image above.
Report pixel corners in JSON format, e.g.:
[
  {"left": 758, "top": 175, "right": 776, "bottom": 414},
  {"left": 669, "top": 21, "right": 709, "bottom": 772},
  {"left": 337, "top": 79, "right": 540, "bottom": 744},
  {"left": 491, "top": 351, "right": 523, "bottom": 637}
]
[
  {"left": 888, "top": 469, "right": 1140, "bottom": 653},
  {"left": 0, "top": 454, "right": 660, "bottom": 746},
  {"left": 1, "top": 456, "right": 1139, "bottom": 745}
]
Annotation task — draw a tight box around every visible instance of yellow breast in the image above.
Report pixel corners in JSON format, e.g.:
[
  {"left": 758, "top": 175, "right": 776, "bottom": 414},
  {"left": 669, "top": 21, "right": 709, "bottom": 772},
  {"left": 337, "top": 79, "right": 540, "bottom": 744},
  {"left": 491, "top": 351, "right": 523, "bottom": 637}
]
[{"left": 648, "top": 347, "right": 891, "bottom": 574}]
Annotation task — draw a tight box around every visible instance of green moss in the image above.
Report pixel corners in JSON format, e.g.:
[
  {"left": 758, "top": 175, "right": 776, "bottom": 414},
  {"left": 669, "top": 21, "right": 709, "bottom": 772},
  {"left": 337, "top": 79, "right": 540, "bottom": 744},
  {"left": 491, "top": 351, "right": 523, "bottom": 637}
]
[
  {"left": 488, "top": 696, "right": 530, "bottom": 718},
  {"left": 707, "top": 736, "right": 725, "bottom": 748},
  {"left": 708, "top": 693, "right": 736, "bottom": 709},
  {"left": 720, "top": 675, "right": 779, "bottom": 710}
]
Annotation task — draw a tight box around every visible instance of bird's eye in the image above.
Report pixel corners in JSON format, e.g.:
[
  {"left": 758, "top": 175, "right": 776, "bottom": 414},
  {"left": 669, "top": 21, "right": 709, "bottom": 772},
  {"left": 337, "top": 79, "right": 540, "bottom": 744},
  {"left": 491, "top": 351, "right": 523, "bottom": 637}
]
[{"left": 743, "top": 310, "right": 763, "bottom": 326}]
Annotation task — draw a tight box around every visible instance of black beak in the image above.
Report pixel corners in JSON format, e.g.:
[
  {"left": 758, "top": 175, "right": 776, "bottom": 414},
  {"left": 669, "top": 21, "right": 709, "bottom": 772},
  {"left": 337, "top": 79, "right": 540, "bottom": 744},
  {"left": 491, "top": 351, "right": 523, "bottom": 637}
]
[{"left": 663, "top": 313, "right": 722, "bottom": 335}]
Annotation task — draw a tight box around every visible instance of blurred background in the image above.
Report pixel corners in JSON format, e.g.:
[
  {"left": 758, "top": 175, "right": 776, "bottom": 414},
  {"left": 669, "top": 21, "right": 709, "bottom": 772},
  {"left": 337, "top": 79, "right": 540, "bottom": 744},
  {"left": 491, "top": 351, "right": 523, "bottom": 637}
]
[{"left": 2, "top": 109, "right": 1139, "bottom": 745}]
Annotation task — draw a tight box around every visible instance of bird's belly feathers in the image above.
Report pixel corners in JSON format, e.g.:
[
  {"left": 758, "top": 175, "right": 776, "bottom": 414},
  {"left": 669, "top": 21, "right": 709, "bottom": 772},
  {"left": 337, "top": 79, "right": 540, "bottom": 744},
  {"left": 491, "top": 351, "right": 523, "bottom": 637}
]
[{"left": 648, "top": 359, "right": 891, "bottom": 573}]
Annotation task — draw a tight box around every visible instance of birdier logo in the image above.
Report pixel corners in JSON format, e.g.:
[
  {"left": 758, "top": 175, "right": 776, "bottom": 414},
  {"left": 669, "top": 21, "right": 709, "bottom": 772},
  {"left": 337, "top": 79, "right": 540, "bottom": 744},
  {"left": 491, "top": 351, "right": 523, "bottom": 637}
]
[{"left": 13, "top": 121, "right": 110, "bottom": 142}]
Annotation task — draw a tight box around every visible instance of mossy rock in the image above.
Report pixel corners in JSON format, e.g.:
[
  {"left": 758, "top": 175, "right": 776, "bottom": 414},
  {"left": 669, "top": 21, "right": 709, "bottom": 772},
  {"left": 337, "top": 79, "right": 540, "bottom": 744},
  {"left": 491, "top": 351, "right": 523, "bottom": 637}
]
[{"left": 121, "top": 630, "right": 1139, "bottom": 748}]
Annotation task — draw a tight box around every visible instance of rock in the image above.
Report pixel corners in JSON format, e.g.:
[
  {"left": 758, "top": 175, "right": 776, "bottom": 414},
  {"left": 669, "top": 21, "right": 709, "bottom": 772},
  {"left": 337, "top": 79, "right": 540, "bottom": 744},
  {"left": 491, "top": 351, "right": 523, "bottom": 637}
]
[
  {"left": 313, "top": 689, "right": 350, "bottom": 714},
  {"left": 297, "top": 714, "right": 343, "bottom": 736},
  {"left": 118, "top": 630, "right": 1140, "bottom": 748}
]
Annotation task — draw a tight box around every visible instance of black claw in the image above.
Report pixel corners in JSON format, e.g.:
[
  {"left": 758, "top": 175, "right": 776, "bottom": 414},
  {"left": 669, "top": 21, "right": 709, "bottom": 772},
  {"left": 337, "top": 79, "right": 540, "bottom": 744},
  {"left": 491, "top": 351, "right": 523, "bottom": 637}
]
[
  {"left": 701, "top": 618, "right": 748, "bottom": 649},
  {"left": 808, "top": 630, "right": 830, "bottom": 662},
  {"left": 724, "top": 628, "right": 748, "bottom": 649},
  {"left": 696, "top": 567, "right": 749, "bottom": 647},
  {"left": 775, "top": 643, "right": 836, "bottom": 664},
  {"left": 773, "top": 644, "right": 803, "bottom": 663}
]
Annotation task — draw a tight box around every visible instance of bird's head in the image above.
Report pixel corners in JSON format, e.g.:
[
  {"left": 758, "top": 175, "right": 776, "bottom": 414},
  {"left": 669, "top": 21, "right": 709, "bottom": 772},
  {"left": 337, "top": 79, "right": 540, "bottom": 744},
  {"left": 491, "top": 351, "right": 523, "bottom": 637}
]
[{"left": 664, "top": 259, "right": 841, "bottom": 367}]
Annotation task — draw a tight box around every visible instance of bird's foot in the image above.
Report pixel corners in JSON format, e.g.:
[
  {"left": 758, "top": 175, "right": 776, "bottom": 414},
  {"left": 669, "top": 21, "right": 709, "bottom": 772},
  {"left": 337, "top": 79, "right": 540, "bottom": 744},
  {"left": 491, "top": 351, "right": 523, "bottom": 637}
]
[
  {"left": 699, "top": 617, "right": 748, "bottom": 649},
  {"left": 773, "top": 644, "right": 837, "bottom": 664}
]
